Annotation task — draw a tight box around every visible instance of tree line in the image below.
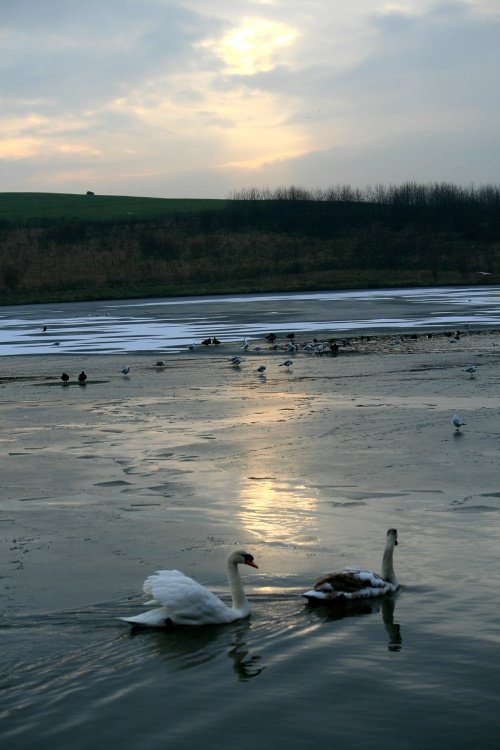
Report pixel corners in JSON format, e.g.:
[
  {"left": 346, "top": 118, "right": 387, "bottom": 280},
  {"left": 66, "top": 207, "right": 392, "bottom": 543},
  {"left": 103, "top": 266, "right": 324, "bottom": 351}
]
[{"left": 228, "top": 181, "right": 500, "bottom": 209}]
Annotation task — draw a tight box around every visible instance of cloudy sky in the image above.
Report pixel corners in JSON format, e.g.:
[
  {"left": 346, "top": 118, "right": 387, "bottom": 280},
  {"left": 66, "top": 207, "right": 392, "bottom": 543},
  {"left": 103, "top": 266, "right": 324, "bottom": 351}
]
[{"left": 1, "top": 0, "right": 499, "bottom": 198}]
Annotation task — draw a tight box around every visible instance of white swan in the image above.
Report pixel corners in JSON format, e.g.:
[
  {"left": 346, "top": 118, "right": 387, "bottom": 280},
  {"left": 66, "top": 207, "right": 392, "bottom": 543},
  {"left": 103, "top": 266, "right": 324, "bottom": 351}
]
[
  {"left": 303, "top": 528, "right": 399, "bottom": 603},
  {"left": 120, "top": 549, "right": 259, "bottom": 628}
]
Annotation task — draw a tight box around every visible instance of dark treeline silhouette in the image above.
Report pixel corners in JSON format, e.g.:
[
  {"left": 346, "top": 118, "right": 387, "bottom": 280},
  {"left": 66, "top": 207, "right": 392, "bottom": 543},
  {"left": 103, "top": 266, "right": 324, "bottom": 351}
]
[
  {"left": 229, "top": 181, "right": 500, "bottom": 209},
  {"left": 1, "top": 182, "right": 499, "bottom": 304},
  {"left": 223, "top": 182, "right": 500, "bottom": 239}
]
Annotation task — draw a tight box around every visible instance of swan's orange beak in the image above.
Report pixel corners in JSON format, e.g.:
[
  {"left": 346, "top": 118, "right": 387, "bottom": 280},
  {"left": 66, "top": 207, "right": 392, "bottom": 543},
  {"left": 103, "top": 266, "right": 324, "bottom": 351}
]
[{"left": 245, "top": 559, "right": 259, "bottom": 569}]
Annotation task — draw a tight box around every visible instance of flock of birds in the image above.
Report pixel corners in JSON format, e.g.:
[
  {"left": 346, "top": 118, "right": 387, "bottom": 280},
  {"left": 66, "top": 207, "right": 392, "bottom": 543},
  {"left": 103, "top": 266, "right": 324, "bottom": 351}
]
[
  {"left": 57, "top": 330, "right": 478, "bottom": 433},
  {"left": 120, "top": 529, "right": 400, "bottom": 628}
]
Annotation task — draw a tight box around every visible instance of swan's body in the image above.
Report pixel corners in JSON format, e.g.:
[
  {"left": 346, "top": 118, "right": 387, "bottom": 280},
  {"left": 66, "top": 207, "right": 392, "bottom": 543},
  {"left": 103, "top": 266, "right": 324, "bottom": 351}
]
[
  {"left": 303, "top": 528, "right": 399, "bottom": 603},
  {"left": 120, "top": 550, "right": 258, "bottom": 628}
]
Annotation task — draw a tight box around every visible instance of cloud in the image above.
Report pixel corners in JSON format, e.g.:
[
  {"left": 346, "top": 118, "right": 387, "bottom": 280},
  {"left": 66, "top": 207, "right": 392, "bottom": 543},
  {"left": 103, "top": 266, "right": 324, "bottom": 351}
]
[
  {"left": 198, "top": 17, "right": 299, "bottom": 75},
  {"left": 0, "top": 0, "right": 499, "bottom": 196}
]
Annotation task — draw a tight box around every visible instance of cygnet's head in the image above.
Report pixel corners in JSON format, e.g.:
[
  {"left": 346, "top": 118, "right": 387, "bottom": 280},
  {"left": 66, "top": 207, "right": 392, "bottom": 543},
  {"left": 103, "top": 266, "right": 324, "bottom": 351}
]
[{"left": 387, "top": 528, "right": 398, "bottom": 546}]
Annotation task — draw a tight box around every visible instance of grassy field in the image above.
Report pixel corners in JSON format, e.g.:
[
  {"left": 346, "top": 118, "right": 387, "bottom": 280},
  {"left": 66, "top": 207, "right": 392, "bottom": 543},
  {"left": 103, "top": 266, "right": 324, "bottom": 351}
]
[{"left": 0, "top": 192, "right": 227, "bottom": 223}]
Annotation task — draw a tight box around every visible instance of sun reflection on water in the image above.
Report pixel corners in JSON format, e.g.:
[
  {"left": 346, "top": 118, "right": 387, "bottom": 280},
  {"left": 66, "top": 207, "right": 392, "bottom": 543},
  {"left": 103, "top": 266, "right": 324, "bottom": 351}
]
[{"left": 237, "top": 476, "right": 319, "bottom": 548}]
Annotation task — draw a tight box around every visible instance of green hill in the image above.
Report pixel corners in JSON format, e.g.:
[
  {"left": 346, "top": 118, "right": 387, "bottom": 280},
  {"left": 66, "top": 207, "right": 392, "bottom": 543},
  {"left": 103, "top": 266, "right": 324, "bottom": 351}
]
[{"left": 0, "top": 192, "right": 227, "bottom": 223}]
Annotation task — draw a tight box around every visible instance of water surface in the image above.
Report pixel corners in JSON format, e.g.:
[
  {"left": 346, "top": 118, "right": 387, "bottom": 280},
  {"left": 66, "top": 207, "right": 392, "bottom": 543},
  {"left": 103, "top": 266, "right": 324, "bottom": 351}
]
[
  {"left": 1, "top": 288, "right": 499, "bottom": 749},
  {"left": 2, "top": 491, "right": 500, "bottom": 750}
]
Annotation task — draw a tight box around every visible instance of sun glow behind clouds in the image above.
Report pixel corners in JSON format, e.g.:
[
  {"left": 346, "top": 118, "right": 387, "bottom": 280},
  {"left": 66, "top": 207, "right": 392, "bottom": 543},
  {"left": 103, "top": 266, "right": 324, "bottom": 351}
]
[
  {"left": 192, "top": 18, "right": 305, "bottom": 170},
  {"left": 200, "top": 17, "right": 299, "bottom": 75}
]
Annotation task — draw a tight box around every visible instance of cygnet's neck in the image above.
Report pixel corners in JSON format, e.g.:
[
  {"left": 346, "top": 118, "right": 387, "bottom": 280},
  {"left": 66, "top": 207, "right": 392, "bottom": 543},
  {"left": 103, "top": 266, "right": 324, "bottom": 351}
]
[
  {"left": 227, "top": 559, "right": 249, "bottom": 613},
  {"left": 381, "top": 538, "right": 398, "bottom": 585}
]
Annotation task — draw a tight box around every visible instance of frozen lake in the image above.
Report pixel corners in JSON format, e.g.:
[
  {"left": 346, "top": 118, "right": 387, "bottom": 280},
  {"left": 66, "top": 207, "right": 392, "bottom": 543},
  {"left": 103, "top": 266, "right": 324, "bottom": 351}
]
[{"left": 1, "top": 284, "right": 499, "bottom": 355}]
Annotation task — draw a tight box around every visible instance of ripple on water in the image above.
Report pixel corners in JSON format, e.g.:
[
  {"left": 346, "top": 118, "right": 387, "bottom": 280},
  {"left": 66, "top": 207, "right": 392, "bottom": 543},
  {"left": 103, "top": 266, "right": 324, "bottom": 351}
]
[{"left": 1, "top": 581, "right": 500, "bottom": 750}]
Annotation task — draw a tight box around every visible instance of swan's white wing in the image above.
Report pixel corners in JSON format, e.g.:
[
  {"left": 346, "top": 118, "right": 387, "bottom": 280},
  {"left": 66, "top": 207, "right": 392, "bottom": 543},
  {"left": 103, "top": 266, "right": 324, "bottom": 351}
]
[
  {"left": 142, "top": 569, "right": 237, "bottom": 625},
  {"left": 120, "top": 607, "right": 171, "bottom": 627}
]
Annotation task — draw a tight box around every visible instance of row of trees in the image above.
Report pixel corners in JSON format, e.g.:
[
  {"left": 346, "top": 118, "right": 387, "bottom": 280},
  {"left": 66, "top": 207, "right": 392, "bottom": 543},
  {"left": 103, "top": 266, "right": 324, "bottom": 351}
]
[{"left": 229, "top": 181, "right": 500, "bottom": 209}]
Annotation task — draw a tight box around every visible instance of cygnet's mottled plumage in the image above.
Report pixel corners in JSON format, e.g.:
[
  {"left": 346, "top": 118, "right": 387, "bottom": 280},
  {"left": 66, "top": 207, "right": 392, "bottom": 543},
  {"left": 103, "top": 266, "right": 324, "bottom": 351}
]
[{"left": 303, "top": 529, "right": 399, "bottom": 603}]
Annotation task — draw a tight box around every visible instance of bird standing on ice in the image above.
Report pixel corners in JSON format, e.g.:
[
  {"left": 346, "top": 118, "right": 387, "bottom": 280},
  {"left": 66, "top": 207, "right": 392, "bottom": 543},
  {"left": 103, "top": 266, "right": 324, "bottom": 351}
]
[
  {"left": 279, "top": 359, "right": 294, "bottom": 370},
  {"left": 255, "top": 364, "right": 267, "bottom": 375},
  {"left": 121, "top": 366, "right": 130, "bottom": 376},
  {"left": 463, "top": 365, "right": 476, "bottom": 378},
  {"left": 120, "top": 549, "right": 259, "bottom": 628},
  {"left": 303, "top": 529, "right": 399, "bottom": 604},
  {"left": 452, "top": 413, "right": 465, "bottom": 431}
]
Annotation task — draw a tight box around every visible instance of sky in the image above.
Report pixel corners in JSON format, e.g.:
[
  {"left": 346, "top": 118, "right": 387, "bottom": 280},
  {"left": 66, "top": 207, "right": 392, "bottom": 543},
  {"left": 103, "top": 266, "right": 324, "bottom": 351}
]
[{"left": 1, "top": 0, "right": 499, "bottom": 199}]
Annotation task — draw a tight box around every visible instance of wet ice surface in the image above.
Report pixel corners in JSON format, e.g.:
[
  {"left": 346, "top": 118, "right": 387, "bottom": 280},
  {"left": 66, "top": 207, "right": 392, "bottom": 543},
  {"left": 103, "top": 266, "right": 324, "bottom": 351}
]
[
  {"left": 1, "top": 285, "right": 500, "bottom": 355},
  {"left": 1, "top": 313, "right": 500, "bottom": 748}
]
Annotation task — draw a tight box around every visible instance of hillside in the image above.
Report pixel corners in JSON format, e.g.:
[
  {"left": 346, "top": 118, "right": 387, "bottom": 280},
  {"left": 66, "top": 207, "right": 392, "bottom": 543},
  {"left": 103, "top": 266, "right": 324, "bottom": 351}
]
[
  {"left": 0, "top": 186, "right": 499, "bottom": 304},
  {"left": 0, "top": 192, "right": 227, "bottom": 223}
]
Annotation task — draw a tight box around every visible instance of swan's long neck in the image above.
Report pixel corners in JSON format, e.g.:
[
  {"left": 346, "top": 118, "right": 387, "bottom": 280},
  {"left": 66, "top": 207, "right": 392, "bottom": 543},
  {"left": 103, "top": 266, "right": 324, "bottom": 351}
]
[
  {"left": 381, "top": 536, "right": 398, "bottom": 585},
  {"left": 227, "top": 560, "right": 248, "bottom": 612}
]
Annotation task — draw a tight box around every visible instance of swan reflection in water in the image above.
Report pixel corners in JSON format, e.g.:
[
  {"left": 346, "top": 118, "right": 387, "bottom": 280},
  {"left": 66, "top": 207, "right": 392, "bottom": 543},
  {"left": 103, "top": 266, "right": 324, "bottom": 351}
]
[
  {"left": 306, "top": 594, "right": 402, "bottom": 652},
  {"left": 128, "top": 618, "right": 265, "bottom": 681}
]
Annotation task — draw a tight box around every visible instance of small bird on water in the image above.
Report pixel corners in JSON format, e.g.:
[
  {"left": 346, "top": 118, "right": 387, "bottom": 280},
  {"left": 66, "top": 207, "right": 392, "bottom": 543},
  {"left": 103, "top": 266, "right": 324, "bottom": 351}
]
[
  {"left": 279, "top": 359, "right": 294, "bottom": 370},
  {"left": 121, "top": 366, "right": 130, "bottom": 376},
  {"left": 60, "top": 372, "right": 69, "bottom": 384},
  {"left": 255, "top": 364, "right": 267, "bottom": 375},
  {"left": 463, "top": 364, "right": 476, "bottom": 378},
  {"left": 78, "top": 371, "right": 87, "bottom": 384}
]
